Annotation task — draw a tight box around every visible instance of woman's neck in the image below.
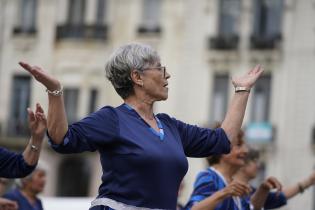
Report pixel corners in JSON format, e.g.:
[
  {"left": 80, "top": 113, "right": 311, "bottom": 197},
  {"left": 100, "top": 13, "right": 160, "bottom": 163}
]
[
  {"left": 21, "top": 188, "right": 37, "bottom": 204},
  {"left": 212, "top": 162, "right": 240, "bottom": 183},
  {"left": 124, "top": 96, "right": 155, "bottom": 120}
]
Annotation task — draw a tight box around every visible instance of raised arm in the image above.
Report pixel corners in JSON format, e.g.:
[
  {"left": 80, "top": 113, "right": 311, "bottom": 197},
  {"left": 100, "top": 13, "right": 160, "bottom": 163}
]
[
  {"left": 22, "top": 103, "right": 46, "bottom": 166},
  {"left": 19, "top": 62, "right": 68, "bottom": 144},
  {"left": 283, "top": 171, "right": 315, "bottom": 199},
  {"left": 221, "top": 65, "right": 264, "bottom": 144}
]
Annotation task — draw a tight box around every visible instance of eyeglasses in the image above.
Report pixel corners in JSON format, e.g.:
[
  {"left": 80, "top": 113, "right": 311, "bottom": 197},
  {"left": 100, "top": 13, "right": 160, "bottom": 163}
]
[{"left": 142, "top": 66, "right": 166, "bottom": 78}]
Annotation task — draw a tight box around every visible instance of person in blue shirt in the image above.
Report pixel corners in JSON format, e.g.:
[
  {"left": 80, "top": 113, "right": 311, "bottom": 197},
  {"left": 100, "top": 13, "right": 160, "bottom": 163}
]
[
  {"left": 0, "top": 103, "right": 46, "bottom": 210},
  {"left": 235, "top": 147, "right": 315, "bottom": 209},
  {"left": 3, "top": 164, "right": 46, "bottom": 210},
  {"left": 19, "top": 43, "right": 263, "bottom": 210},
  {"left": 184, "top": 126, "right": 251, "bottom": 210}
]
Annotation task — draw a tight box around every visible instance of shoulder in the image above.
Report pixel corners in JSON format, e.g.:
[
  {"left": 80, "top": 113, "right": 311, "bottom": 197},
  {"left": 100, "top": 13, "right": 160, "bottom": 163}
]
[
  {"left": 194, "top": 168, "right": 217, "bottom": 187},
  {"left": 80, "top": 106, "right": 118, "bottom": 123},
  {"left": 156, "top": 113, "right": 184, "bottom": 126},
  {"left": 92, "top": 106, "right": 118, "bottom": 118},
  {"left": 156, "top": 113, "right": 172, "bottom": 121},
  {"left": 3, "top": 188, "right": 20, "bottom": 200}
]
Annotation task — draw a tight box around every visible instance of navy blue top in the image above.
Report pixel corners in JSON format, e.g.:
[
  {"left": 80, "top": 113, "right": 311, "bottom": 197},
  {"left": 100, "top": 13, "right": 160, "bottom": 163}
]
[
  {"left": 0, "top": 147, "right": 36, "bottom": 178},
  {"left": 48, "top": 104, "right": 231, "bottom": 209},
  {"left": 243, "top": 186, "right": 287, "bottom": 209},
  {"left": 184, "top": 167, "right": 249, "bottom": 210},
  {"left": 3, "top": 188, "right": 43, "bottom": 210}
]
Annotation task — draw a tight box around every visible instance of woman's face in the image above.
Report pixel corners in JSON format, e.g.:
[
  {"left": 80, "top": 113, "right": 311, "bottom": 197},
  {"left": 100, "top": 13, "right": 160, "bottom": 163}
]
[
  {"left": 26, "top": 169, "right": 46, "bottom": 194},
  {"left": 140, "top": 62, "right": 171, "bottom": 101},
  {"left": 222, "top": 137, "right": 248, "bottom": 168}
]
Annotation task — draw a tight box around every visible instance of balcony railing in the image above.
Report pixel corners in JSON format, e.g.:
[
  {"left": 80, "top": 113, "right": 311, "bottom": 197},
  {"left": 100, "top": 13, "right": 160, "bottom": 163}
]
[
  {"left": 56, "top": 24, "right": 108, "bottom": 40},
  {"left": 137, "top": 25, "right": 161, "bottom": 34},
  {"left": 209, "top": 35, "right": 239, "bottom": 50},
  {"left": 13, "top": 27, "right": 37, "bottom": 35},
  {"left": 250, "top": 34, "right": 282, "bottom": 50}
]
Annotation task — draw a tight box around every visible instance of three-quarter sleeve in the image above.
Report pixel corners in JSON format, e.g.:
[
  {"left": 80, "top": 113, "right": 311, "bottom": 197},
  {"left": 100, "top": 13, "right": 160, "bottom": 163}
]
[
  {"left": 48, "top": 106, "right": 119, "bottom": 154},
  {"left": 0, "top": 148, "right": 35, "bottom": 178},
  {"left": 184, "top": 171, "right": 220, "bottom": 210},
  {"left": 171, "top": 117, "right": 231, "bottom": 157},
  {"left": 264, "top": 191, "right": 287, "bottom": 209}
]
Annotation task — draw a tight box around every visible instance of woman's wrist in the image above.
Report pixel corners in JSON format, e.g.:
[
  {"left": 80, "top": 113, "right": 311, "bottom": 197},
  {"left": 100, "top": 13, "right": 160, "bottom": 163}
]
[{"left": 235, "top": 86, "right": 251, "bottom": 93}]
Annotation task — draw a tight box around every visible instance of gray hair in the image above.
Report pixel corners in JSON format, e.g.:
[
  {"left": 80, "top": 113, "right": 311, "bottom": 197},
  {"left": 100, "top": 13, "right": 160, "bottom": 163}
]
[
  {"left": 105, "top": 43, "right": 160, "bottom": 99},
  {"left": 15, "top": 162, "right": 47, "bottom": 188}
]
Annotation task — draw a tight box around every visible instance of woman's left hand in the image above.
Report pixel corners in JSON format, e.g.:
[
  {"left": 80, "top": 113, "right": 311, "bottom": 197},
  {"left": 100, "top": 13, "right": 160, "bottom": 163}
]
[
  {"left": 28, "top": 103, "right": 47, "bottom": 140},
  {"left": 232, "top": 65, "right": 264, "bottom": 89}
]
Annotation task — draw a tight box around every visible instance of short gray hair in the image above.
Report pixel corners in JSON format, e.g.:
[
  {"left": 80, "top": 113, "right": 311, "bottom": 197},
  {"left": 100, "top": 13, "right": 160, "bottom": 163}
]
[
  {"left": 15, "top": 162, "right": 47, "bottom": 188},
  {"left": 105, "top": 43, "right": 160, "bottom": 99}
]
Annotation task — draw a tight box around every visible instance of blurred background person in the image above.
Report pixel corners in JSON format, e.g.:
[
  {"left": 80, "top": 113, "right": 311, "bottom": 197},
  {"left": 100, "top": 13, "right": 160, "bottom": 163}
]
[
  {"left": 3, "top": 164, "right": 46, "bottom": 210},
  {"left": 184, "top": 125, "right": 251, "bottom": 210},
  {"left": 235, "top": 147, "right": 315, "bottom": 209}
]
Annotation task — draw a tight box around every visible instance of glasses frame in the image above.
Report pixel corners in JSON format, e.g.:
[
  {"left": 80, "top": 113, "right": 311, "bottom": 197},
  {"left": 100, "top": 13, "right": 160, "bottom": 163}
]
[{"left": 142, "top": 66, "right": 166, "bottom": 78}]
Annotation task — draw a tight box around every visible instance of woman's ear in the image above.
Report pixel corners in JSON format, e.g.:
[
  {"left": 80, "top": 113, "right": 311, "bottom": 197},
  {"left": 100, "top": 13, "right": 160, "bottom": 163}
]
[{"left": 130, "top": 70, "right": 144, "bottom": 87}]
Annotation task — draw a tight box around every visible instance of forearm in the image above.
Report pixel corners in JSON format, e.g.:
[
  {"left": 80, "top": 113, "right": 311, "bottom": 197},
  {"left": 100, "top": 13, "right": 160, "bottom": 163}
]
[
  {"left": 47, "top": 94, "right": 68, "bottom": 144},
  {"left": 221, "top": 92, "right": 249, "bottom": 143},
  {"left": 250, "top": 187, "right": 269, "bottom": 210},
  {"left": 22, "top": 136, "right": 43, "bottom": 166},
  {"left": 192, "top": 190, "right": 230, "bottom": 210},
  {"left": 284, "top": 177, "right": 313, "bottom": 199}
]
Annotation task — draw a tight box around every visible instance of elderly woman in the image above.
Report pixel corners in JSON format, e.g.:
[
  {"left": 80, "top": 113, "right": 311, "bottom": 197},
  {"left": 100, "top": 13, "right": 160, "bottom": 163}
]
[
  {"left": 20, "top": 43, "right": 263, "bottom": 210},
  {"left": 0, "top": 103, "right": 46, "bottom": 178},
  {"left": 184, "top": 125, "right": 251, "bottom": 210},
  {"left": 3, "top": 164, "right": 46, "bottom": 210}
]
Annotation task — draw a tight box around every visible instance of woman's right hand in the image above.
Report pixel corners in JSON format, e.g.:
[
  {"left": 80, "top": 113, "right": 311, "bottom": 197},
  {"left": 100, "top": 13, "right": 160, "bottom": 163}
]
[
  {"left": 19, "top": 62, "right": 61, "bottom": 91},
  {"left": 224, "top": 180, "right": 251, "bottom": 197}
]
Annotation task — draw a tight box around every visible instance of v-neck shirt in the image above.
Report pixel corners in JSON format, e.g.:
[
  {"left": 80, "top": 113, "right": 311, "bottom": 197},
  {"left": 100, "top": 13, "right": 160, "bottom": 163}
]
[
  {"left": 48, "top": 104, "right": 231, "bottom": 209},
  {"left": 184, "top": 167, "right": 248, "bottom": 210}
]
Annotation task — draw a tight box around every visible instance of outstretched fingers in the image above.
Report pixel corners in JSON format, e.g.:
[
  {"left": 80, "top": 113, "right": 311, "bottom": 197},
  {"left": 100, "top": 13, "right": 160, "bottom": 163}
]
[
  {"left": 19, "top": 61, "right": 33, "bottom": 72},
  {"left": 27, "top": 108, "right": 35, "bottom": 123},
  {"left": 35, "top": 103, "right": 44, "bottom": 114}
]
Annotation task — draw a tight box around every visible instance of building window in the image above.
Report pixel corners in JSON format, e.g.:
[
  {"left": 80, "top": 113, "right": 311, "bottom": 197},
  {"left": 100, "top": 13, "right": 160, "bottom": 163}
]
[
  {"left": 56, "top": 0, "right": 108, "bottom": 40},
  {"left": 96, "top": 0, "right": 107, "bottom": 26},
  {"left": 57, "top": 157, "right": 91, "bottom": 196},
  {"left": 88, "top": 89, "right": 98, "bottom": 114},
  {"left": 68, "top": 0, "right": 86, "bottom": 25},
  {"left": 64, "top": 88, "right": 79, "bottom": 124},
  {"left": 251, "top": 75, "right": 271, "bottom": 122},
  {"left": 211, "top": 74, "right": 229, "bottom": 123},
  {"left": 251, "top": 0, "right": 283, "bottom": 49},
  {"left": 209, "top": 0, "right": 240, "bottom": 50},
  {"left": 8, "top": 75, "right": 31, "bottom": 136},
  {"left": 13, "top": 0, "right": 37, "bottom": 35},
  {"left": 138, "top": 0, "right": 162, "bottom": 34}
]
